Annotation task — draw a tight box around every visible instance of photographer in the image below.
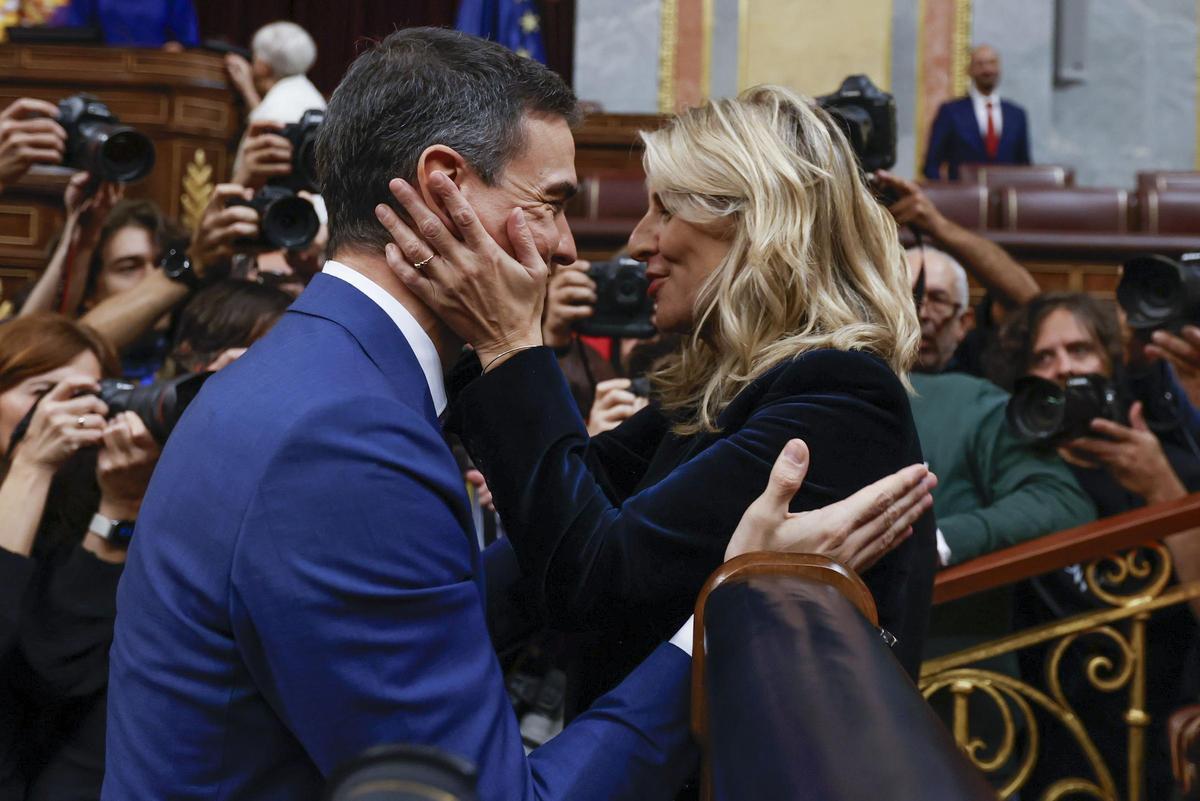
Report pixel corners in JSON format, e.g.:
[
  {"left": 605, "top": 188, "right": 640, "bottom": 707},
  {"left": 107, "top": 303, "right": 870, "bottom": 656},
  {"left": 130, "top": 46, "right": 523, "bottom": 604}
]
[
  {"left": 875, "top": 170, "right": 1039, "bottom": 377},
  {"left": 0, "top": 314, "right": 158, "bottom": 800},
  {"left": 990, "top": 291, "right": 1200, "bottom": 798},
  {"left": 225, "top": 21, "right": 325, "bottom": 124},
  {"left": 77, "top": 184, "right": 263, "bottom": 360}
]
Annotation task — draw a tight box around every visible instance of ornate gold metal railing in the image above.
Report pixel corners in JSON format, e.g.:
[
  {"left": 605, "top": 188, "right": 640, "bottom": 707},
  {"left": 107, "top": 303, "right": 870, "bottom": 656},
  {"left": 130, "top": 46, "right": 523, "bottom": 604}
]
[{"left": 918, "top": 494, "right": 1200, "bottom": 801}]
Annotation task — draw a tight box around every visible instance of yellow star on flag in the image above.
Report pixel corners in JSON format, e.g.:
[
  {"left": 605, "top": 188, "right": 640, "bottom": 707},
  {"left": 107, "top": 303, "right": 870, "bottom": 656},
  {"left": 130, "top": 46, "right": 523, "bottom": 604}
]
[
  {"left": 516, "top": 47, "right": 531, "bottom": 58},
  {"left": 519, "top": 10, "right": 540, "bottom": 34}
]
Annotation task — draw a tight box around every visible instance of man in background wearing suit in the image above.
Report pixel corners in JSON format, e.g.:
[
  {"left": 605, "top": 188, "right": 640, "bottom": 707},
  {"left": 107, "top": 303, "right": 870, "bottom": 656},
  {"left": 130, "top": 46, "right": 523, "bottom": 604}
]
[
  {"left": 923, "top": 44, "right": 1032, "bottom": 180},
  {"left": 101, "top": 27, "right": 930, "bottom": 801}
]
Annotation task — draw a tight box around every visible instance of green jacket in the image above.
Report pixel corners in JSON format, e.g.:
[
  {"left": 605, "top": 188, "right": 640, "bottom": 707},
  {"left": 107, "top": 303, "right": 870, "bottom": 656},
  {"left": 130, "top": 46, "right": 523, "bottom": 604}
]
[{"left": 909, "top": 371, "right": 1096, "bottom": 565}]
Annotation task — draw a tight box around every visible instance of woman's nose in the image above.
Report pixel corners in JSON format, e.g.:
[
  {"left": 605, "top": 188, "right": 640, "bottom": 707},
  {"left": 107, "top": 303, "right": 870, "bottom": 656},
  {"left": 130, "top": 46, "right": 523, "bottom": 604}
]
[{"left": 627, "top": 210, "right": 657, "bottom": 262}]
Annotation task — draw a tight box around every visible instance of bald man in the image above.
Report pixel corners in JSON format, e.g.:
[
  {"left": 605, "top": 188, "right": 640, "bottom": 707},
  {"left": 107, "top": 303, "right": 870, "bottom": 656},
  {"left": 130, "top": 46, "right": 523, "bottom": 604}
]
[{"left": 923, "top": 44, "right": 1031, "bottom": 180}]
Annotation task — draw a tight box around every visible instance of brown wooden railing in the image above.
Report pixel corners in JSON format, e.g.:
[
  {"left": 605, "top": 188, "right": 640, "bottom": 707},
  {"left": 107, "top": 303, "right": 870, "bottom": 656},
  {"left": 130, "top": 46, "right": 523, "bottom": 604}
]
[{"left": 932, "top": 492, "right": 1200, "bottom": 605}]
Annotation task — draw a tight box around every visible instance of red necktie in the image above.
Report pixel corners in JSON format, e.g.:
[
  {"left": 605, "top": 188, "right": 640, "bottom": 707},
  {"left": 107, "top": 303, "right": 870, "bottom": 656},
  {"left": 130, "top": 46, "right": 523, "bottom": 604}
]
[{"left": 985, "top": 100, "right": 999, "bottom": 159}]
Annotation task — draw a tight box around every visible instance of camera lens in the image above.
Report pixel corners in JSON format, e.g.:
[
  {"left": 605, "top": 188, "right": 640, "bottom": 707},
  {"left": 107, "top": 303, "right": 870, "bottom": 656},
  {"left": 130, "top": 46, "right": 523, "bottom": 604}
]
[
  {"left": 261, "top": 194, "right": 320, "bottom": 250},
  {"left": 1007, "top": 377, "right": 1066, "bottom": 443},
  {"left": 98, "top": 129, "right": 156, "bottom": 183},
  {"left": 1118, "top": 256, "right": 1186, "bottom": 330}
]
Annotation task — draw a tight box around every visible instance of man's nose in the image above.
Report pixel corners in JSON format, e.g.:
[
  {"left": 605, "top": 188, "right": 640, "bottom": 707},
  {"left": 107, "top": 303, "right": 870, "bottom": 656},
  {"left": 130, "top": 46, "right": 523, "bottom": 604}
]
[{"left": 551, "top": 215, "right": 577, "bottom": 267}]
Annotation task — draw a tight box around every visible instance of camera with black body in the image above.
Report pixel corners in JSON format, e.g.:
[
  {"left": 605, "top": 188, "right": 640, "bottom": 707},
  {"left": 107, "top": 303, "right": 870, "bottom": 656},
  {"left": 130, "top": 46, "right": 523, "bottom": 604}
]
[
  {"left": 275, "top": 108, "right": 324, "bottom": 194},
  {"left": 1006, "top": 373, "right": 1122, "bottom": 447},
  {"left": 229, "top": 184, "right": 320, "bottom": 251},
  {"left": 98, "top": 372, "right": 212, "bottom": 444},
  {"left": 1117, "top": 253, "right": 1200, "bottom": 333},
  {"left": 57, "top": 94, "right": 156, "bottom": 183},
  {"left": 816, "top": 75, "right": 897, "bottom": 174},
  {"left": 324, "top": 744, "right": 477, "bottom": 801},
  {"left": 573, "top": 258, "right": 657, "bottom": 339}
]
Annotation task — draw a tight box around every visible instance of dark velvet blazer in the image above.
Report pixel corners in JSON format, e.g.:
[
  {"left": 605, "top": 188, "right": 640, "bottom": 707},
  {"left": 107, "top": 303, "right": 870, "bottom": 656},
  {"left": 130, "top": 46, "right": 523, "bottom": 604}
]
[{"left": 453, "top": 346, "right": 937, "bottom": 701}]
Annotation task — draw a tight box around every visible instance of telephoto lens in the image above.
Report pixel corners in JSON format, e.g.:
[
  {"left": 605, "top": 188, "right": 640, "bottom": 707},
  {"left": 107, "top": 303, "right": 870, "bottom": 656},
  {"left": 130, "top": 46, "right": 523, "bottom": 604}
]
[
  {"left": 324, "top": 745, "right": 478, "bottom": 801},
  {"left": 1006, "top": 374, "right": 1121, "bottom": 447},
  {"left": 98, "top": 372, "right": 212, "bottom": 443},
  {"left": 57, "top": 94, "right": 156, "bottom": 183},
  {"left": 1117, "top": 253, "right": 1200, "bottom": 332},
  {"left": 231, "top": 186, "right": 320, "bottom": 251}
]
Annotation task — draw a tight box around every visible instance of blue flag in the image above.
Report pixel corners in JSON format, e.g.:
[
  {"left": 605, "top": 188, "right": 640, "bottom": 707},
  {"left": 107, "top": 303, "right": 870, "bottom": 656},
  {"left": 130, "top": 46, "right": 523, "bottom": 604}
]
[{"left": 455, "top": 0, "right": 547, "bottom": 64}]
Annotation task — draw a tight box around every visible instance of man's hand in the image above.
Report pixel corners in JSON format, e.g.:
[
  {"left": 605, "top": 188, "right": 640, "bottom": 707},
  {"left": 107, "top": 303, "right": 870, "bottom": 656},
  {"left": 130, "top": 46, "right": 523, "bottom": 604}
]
[
  {"left": 192, "top": 183, "right": 259, "bottom": 279},
  {"left": 874, "top": 170, "right": 948, "bottom": 236},
  {"left": 1067, "top": 401, "right": 1187, "bottom": 505},
  {"left": 0, "top": 98, "right": 66, "bottom": 191},
  {"left": 543, "top": 260, "right": 596, "bottom": 348},
  {"left": 1145, "top": 326, "right": 1200, "bottom": 410},
  {"left": 232, "top": 120, "right": 292, "bottom": 188},
  {"left": 96, "top": 412, "right": 161, "bottom": 516},
  {"left": 587, "top": 378, "right": 648, "bottom": 436},
  {"left": 725, "top": 439, "right": 935, "bottom": 572}
]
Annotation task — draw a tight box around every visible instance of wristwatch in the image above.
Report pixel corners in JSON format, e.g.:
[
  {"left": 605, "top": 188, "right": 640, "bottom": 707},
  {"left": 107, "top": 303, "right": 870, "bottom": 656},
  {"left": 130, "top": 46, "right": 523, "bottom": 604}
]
[
  {"left": 160, "top": 242, "right": 199, "bottom": 289},
  {"left": 88, "top": 513, "right": 135, "bottom": 547}
]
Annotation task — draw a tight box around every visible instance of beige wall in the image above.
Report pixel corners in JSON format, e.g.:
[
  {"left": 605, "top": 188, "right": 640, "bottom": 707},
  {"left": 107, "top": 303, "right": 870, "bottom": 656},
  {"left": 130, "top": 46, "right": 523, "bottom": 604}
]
[{"left": 740, "top": 0, "right": 893, "bottom": 94}]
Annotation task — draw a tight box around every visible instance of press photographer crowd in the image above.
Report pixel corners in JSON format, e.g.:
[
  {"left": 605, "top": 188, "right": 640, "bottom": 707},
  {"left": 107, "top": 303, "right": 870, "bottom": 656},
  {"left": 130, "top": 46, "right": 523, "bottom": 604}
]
[{"left": 0, "top": 5, "right": 1199, "bottom": 801}]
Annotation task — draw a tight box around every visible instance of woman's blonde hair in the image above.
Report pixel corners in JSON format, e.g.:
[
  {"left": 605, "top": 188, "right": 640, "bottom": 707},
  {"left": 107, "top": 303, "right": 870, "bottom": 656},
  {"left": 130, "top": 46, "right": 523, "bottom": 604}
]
[{"left": 642, "top": 84, "right": 919, "bottom": 434}]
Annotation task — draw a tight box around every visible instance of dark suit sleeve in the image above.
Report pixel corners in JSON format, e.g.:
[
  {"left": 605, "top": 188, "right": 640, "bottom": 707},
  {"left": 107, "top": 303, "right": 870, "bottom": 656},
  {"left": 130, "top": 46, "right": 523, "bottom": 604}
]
[
  {"left": 923, "top": 105, "right": 952, "bottom": 180},
  {"left": 1015, "top": 107, "right": 1031, "bottom": 164},
  {"left": 456, "top": 347, "right": 920, "bottom": 630},
  {"left": 230, "top": 398, "right": 694, "bottom": 801}
]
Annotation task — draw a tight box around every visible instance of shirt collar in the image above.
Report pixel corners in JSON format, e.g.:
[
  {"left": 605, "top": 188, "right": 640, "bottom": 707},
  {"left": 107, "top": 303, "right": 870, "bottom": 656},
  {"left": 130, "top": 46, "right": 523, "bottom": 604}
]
[
  {"left": 969, "top": 82, "right": 1000, "bottom": 106},
  {"left": 321, "top": 260, "right": 447, "bottom": 415}
]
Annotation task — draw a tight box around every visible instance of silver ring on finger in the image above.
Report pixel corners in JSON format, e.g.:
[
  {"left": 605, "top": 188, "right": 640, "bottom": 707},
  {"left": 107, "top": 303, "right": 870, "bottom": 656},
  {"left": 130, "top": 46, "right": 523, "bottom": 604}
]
[
  {"left": 77, "top": 416, "right": 87, "bottom": 428},
  {"left": 411, "top": 254, "right": 436, "bottom": 270}
]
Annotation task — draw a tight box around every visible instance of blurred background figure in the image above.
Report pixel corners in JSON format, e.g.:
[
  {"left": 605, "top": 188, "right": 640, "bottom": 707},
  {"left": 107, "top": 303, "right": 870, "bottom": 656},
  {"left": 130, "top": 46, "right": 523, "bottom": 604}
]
[{"left": 225, "top": 20, "right": 324, "bottom": 123}]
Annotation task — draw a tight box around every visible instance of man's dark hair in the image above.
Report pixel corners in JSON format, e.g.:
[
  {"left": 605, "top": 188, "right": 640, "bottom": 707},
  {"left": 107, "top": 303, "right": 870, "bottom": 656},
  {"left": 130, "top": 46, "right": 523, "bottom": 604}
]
[
  {"left": 85, "top": 199, "right": 186, "bottom": 302},
  {"left": 987, "top": 292, "right": 1124, "bottom": 391},
  {"left": 168, "top": 279, "right": 291, "bottom": 373},
  {"left": 315, "top": 27, "right": 579, "bottom": 255}
]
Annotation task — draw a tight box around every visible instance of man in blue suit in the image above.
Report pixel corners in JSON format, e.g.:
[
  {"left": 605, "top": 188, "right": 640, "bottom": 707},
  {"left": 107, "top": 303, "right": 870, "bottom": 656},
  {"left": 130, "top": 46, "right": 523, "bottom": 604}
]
[
  {"left": 923, "top": 45, "right": 1031, "bottom": 180},
  {"left": 101, "top": 27, "right": 926, "bottom": 801}
]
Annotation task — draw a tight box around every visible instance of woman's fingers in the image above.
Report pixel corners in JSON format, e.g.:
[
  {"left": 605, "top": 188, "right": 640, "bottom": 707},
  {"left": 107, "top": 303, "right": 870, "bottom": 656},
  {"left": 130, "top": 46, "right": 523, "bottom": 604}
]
[
  {"left": 386, "top": 177, "right": 461, "bottom": 260},
  {"left": 506, "top": 207, "right": 546, "bottom": 279},
  {"left": 428, "top": 171, "right": 496, "bottom": 251}
]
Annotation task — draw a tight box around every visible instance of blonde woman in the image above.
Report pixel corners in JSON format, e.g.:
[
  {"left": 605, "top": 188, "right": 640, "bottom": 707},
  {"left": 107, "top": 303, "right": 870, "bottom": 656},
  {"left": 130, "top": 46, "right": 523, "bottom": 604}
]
[{"left": 378, "top": 85, "right": 935, "bottom": 701}]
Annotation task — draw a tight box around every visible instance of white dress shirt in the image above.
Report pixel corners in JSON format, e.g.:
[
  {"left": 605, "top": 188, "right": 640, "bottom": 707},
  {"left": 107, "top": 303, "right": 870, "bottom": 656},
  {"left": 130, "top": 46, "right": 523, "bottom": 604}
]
[
  {"left": 968, "top": 82, "right": 1003, "bottom": 140},
  {"left": 321, "top": 260, "right": 447, "bottom": 415}
]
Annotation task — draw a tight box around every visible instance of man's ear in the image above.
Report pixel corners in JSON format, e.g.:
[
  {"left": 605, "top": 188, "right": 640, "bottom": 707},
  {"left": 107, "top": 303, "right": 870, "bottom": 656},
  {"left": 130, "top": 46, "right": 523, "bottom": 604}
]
[{"left": 415, "top": 145, "right": 468, "bottom": 230}]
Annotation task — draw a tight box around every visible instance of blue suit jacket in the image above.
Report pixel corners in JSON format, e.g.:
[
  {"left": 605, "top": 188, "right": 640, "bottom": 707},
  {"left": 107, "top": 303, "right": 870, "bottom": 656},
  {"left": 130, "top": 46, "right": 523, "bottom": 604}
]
[
  {"left": 103, "top": 273, "right": 695, "bottom": 800},
  {"left": 922, "top": 96, "right": 1031, "bottom": 180}
]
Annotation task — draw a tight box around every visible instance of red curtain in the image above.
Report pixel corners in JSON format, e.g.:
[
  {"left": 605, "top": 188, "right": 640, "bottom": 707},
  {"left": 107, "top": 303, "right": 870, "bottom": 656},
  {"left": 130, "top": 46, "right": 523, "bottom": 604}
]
[{"left": 197, "top": 0, "right": 575, "bottom": 98}]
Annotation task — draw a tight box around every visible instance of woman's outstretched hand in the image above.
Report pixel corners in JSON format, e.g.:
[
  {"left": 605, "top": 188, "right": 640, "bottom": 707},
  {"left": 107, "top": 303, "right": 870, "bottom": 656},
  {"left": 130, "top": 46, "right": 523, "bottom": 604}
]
[
  {"left": 375, "top": 173, "right": 547, "bottom": 371},
  {"left": 725, "top": 439, "right": 936, "bottom": 573}
]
